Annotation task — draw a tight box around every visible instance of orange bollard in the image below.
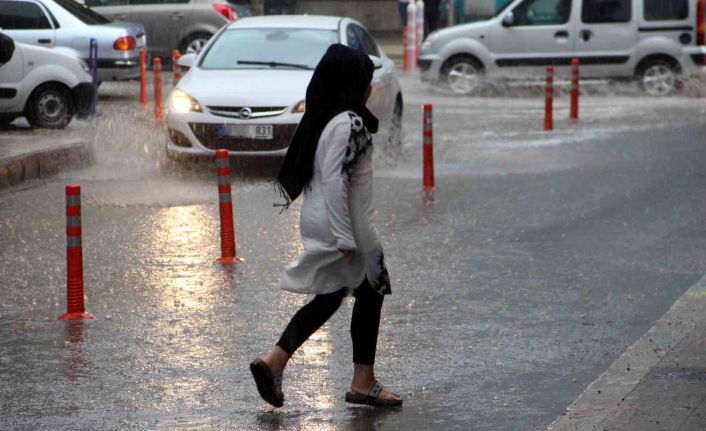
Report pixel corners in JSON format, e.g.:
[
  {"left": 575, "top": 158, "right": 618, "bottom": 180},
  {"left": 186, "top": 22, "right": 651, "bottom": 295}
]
[
  {"left": 139, "top": 49, "right": 147, "bottom": 107},
  {"left": 415, "top": 0, "right": 424, "bottom": 64},
  {"left": 59, "top": 185, "right": 95, "bottom": 321},
  {"left": 172, "top": 49, "right": 182, "bottom": 82},
  {"left": 570, "top": 58, "right": 579, "bottom": 121},
  {"left": 153, "top": 57, "right": 163, "bottom": 124},
  {"left": 215, "top": 149, "right": 243, "bottom": 264},
  {"left": 422, "top": 103, "right": 435, "bottom": 191},
  {"left": 544, "top": 66, "right": 554, "bottom": 131},
  {"left": 405, "top": 2, "right": 417, "bottom": 73},
  {"left": 403, "top": 26, "right": 409, "bottom": 73}
]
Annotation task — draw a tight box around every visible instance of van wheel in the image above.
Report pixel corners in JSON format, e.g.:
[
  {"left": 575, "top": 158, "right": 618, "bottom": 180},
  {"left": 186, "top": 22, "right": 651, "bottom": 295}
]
[
  {"left": 179, "top": 32, "right": 213, "bottom": 55},
  {"left": 26, "top": 84, "right": 73, "bottom": 129},
  {"left": 442, "top": 56, "right": 483, "bottom": 95},
  {"left": 638, "top": 60, "right": 679, "bottom": 97}
]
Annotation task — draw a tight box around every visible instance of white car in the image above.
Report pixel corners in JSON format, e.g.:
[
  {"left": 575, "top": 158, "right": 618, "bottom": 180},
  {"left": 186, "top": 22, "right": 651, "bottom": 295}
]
[
  {"left": 419, "top": 0, "right": 706, "bottom": 96},
  {"left": 0, "top": 0, "right": 146, "bottom": 81},
  {"left": 165, "top": 15, "right": 403, "bottom": 159},
  {"left": 0, "top": 32, "right": 94, "bottom": 128}
]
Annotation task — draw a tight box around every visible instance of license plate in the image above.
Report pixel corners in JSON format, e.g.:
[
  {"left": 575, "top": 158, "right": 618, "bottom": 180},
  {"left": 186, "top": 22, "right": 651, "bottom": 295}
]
[{"left": 217, "top": 124, "right": 273, "bottom": 139}]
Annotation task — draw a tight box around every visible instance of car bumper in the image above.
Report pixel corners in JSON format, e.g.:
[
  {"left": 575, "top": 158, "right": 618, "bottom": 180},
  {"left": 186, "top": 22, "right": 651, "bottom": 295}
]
[
  {"left": 166, "top": 110, "right": 300, "bottom": 158},
  {"left": 72, "top": 83, "right": 96, "bottom": 117},
  {"left": 683, "top": 46, "right": 706, "bottom": 73},
  {"left": 418, "top": 54, "right": 443, "bottom": 82},
  {"left": 87, "top": 57, "right": 140, "bottom": 81}
]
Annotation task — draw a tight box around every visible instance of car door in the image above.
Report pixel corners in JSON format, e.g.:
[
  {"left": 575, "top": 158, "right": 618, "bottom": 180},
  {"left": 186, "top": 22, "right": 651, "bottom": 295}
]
[
  {"left": 489, "top": 0, "right": 575, "bottom": 77},
  {"left": 0, "top": 0, "right": 56, "bottom": 48},
  {"left": 573, "top": 0, "right": 637, "bottom": 78},
  {"left": 128, "top": 0, "right": 168, "bottom": 57},
  {"left": 0, "top": 35, "right": 24, "bottom": 111},
  {"left": 84, "top": 0, "right": 132, "bottom": 22},
  {"left": 345, "top": 23, "right": 388, "bottom": 121}
]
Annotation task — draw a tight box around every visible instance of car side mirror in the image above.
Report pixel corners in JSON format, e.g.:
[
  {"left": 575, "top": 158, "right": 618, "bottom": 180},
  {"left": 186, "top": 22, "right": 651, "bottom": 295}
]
[
  {"left": 0, "top": 33, "right": 15, "bottom": 66},
  {"left": 177, "top": 53, "right": 196, "bottom": 70},
  {"left": 370, "top": 55, "right": 383, "bottom": 70},
  {"left": 502, "top": 12, "right": 515, "bottom": 27}
]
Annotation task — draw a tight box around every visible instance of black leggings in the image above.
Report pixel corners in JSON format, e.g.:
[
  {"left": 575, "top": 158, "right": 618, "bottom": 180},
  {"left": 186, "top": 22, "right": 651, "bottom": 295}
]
[{"left": 276, "top": 279, "right": 384, "bottom": 365}]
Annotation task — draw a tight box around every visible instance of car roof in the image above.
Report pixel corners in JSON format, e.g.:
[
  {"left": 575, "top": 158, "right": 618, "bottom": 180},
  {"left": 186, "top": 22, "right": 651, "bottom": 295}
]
[{"left": 227, "top": 15, "right": 344, "bottom": 31}]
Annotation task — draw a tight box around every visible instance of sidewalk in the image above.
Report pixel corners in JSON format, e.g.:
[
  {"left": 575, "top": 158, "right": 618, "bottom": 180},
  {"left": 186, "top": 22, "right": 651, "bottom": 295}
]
[
  {"left": 548, "top": 276, "right": 706, "bottom": 431},
  {"left": 0, "top": 131, "right": 92, "bottom": 190}
]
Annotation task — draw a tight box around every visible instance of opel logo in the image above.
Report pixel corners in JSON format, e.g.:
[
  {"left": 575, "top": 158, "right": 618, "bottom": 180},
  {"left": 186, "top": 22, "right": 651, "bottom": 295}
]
[{"left": 239, "top": 107, "right": 252, "bottom": 119}]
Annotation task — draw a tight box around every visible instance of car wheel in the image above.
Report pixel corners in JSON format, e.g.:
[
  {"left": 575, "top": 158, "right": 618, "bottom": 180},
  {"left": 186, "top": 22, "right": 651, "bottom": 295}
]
[
  {"left": 179, "top": 32, "right": 213, "bottom": 55},
  {"left": 25, "top": 84, "right": 73, "bottom": 129},
  {"left": 390, "top": 96, "right": 403, "bottom": 149},
  {"left": 442, "top": 56, "right": 483, "bottom": 95},
  {"left": 638, "top": 60, "right": 679, "bottom": 97}
]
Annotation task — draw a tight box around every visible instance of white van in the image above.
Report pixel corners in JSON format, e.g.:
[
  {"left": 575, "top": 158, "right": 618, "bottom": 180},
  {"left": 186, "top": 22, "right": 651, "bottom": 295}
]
[
  {"left": 0, "top": 32, "right": 94, "bottom": 128},
  {"left": 419, "top": 0, "right": 706, "bottom": 96}
]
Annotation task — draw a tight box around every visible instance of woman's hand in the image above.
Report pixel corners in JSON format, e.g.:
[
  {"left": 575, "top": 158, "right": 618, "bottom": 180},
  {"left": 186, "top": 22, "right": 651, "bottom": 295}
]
[{"left": 339, "top": 249, "right": 357, "bottom": 264}]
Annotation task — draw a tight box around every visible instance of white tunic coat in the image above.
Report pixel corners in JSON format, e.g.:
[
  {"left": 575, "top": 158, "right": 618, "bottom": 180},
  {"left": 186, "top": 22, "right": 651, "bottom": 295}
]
[{"left": 279, "top": 111, "right": 391, "bottom": 296}]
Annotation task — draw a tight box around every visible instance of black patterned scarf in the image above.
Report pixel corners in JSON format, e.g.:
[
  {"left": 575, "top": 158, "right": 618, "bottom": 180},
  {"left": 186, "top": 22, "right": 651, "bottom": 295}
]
[{"left": 274, "top": 44, "right": 379, "bottom": 208}]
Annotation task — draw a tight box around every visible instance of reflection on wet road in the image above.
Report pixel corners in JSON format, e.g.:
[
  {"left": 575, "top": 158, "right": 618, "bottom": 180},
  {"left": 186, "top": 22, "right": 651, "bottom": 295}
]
[{"left": 2, "top": 77, "right": 706, "bottom": 430}]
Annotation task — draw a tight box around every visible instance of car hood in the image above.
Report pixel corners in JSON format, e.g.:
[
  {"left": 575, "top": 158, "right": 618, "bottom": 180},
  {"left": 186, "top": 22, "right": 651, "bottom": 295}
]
[{"left": 179, "top": 68, "right": 313, "bottom": 107}]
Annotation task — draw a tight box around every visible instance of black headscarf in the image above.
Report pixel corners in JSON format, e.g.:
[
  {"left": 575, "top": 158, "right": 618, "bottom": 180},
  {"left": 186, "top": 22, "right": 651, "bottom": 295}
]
[{"left": 275, "top": 44, "right": 379, "bottom": 208}]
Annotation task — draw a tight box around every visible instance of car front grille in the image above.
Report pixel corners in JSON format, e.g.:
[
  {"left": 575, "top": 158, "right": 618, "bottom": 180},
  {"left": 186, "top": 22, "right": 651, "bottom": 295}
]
[
  {"left": 206, "top": 106, "right": 288, "bottom": 119},
  {"left": 189, "top": 123, "right": 297, "bottom": 152}
]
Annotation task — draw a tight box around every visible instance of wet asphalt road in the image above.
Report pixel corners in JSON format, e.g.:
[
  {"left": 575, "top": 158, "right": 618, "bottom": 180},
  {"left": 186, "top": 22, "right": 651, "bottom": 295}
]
[{"left": 2, "top": 76, "right": 706, "bottom": 430}]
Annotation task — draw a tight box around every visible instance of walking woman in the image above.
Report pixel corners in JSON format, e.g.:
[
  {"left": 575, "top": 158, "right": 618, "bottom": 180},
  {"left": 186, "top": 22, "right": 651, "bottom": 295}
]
[{"left": 250, "top": 44, "right": 402, "bottom": 408}]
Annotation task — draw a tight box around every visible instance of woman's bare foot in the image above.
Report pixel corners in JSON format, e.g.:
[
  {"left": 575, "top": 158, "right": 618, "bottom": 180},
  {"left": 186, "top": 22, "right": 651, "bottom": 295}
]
[{"left": 351, "top": 364, "right": 402, "bottom": 402}]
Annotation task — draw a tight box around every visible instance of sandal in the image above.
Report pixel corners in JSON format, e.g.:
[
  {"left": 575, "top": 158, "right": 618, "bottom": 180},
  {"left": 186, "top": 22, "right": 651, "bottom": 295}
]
[
  {"left": 345, "top": 380, "right": 403, "bottom": 408},
  {"left": 249, "top": 358, "right": 284, "bottom": 408}
]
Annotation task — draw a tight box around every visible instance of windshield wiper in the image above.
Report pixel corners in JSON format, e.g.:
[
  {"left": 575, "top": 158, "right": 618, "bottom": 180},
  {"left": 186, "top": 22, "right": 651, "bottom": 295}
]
[{"left": 237, "top": 60, "right": 312, "bottom": 70}]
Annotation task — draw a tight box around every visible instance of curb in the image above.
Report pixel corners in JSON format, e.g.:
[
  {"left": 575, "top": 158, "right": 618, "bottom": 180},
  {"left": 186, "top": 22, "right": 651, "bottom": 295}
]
[
  {"left": 0, "top": 140, "right": 93, "bottom": 190},
  {"left": 547, "top": 275, "right": 706, "bottom": 431}
]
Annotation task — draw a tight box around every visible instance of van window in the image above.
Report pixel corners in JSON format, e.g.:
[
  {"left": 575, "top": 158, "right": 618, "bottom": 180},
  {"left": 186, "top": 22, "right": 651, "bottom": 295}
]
[
  {"left": 644, "top": 0, "right": 688, "bottom": 21},
  {"left": 513, "top": 0, "right": 572, "bottom": 26},
  {"left": 0, "top": 1, "right": 51, "bottom": 29},
  {"left": 582, "top": 0, "right": 631, "bottom": 23}
]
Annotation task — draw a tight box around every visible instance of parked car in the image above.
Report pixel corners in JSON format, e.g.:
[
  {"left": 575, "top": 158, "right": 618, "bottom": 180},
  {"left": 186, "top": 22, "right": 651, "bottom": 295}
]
[
  {"left": 0, "top": 32, "right": 94, "bottom": 128},
  {"left": 0, "top": 0, "right": 146, "bottom": 81},
  {"left": 419, "top": 0, "right": 706, "bottom": 96},
  {"left": 164, "top": 15, "right": 403, "bottom": 159},
  {"left": 81, "top": 0, "right": 236, "bottom": 60}
]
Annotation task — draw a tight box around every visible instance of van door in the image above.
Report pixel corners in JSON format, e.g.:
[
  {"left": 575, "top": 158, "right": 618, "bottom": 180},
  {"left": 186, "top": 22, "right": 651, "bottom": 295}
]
[
  {"left": 488, "top": 0, "right": 575, "bottom": 78},
  {"left": 572, "top": 0, "right": 638, "bottom": 78},
  {"left": 0, "top": 0, "right": 56, "bottom": 48}
]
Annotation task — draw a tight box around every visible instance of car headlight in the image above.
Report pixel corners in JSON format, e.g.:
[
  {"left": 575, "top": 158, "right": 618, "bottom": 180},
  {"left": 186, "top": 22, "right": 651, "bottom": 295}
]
[
  {"left": 77, "top": 58, "right": 91, "bottom": 75},
  {"left": 170, "top": 89, "right": 201, "bottom": 114},
  {"left": 292, "top": 100, "right": 306, "bottom": 113}
]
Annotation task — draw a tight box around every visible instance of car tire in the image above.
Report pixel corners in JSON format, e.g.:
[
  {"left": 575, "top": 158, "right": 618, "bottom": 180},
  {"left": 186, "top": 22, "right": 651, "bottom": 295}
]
[
  {"left": 390, "top": 95, "right": 403, "bottom": 149},
  {"left": 179, "top": 32, "right": 213, "bottom": 55},
  {"left": 442, "top": 56, "right": 483, "bottom": 95},
  {"left": 25, "top": 84, "right": 74, "bottom": 129},
  {"left": 638, "top": 60, "right": 680, "bottom": 97}
]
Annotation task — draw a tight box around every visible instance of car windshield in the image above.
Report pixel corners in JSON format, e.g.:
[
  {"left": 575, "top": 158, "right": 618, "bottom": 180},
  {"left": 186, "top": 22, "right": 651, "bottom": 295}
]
[
  {"left": 57, "top": 0, "right": 110, "bottom": 25},
  {"left": 200, "top": 28, "right": 339, "bottom": 70}
]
